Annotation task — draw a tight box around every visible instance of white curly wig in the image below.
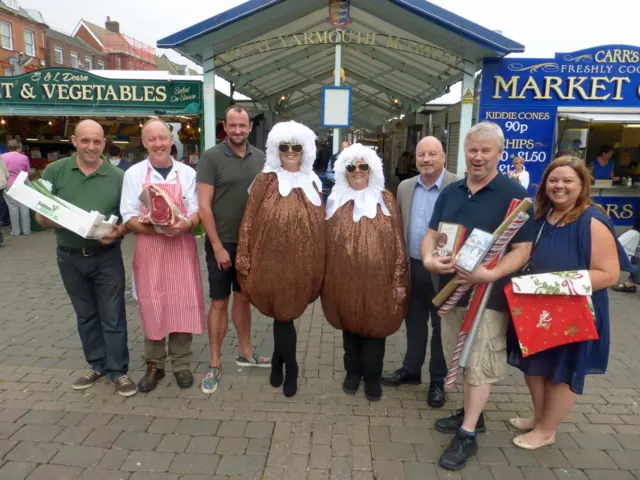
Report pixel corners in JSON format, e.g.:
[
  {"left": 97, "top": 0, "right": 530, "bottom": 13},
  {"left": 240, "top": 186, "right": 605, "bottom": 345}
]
[
  {"left": 265, "top": 121, "right": 317, "bottom": 175},
  {"left": 333, "top": 143, "right": 385, "bottom": 193}
]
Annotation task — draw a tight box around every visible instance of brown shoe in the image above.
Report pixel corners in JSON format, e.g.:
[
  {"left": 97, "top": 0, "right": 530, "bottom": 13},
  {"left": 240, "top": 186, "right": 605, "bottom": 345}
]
[
  {"left": 174, "top": 370, "right": 194, "bottom": 389},
  {"left": 72, "top": 370, "right": 105, "bottom": 390},
  {"left": 138, "top": 362, "right": 165, "bottom": 393},
  {"left": 113, "top": 375, "right": 138, "bottom": 397}
]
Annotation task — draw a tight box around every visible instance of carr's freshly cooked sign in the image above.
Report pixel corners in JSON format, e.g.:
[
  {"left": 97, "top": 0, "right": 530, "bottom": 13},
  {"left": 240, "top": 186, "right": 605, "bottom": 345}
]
[
  {"left": 0, "top": 68, "right": 202, "bottom": 112},
  {"left": 481, "top": 45, "right": 640, "bottom": 107}
]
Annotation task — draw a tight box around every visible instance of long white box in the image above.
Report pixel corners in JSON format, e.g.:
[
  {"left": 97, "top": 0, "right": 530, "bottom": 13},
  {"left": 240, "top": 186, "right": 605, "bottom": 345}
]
[{"left": 6, "top": 171, "right": 117, "bottom": 240}]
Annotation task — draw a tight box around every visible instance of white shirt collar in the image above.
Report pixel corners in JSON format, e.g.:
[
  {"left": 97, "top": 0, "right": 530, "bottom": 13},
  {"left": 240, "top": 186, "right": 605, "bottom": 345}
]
[
  {"left": 326, "top": 185, "right": 390, "bottom": 222},
  {"left": 262, "top": 165, "right": 323, "bottom": 206}
]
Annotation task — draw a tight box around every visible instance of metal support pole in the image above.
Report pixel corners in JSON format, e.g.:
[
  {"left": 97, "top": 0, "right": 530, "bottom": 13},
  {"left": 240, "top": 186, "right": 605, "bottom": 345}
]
[
  {"left": 203, "top": 48, "right": 217, "bottom": 150},
  {"left": 456, "top": 61, "right": 475, "bottom": 178},
  {"left": 332, "top": 41, "right": 342, "bottom": 154}
]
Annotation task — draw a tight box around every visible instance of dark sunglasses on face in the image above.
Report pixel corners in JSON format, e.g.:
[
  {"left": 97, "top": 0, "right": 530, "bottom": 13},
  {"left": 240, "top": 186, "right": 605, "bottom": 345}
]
[
  {"left": 278, "top": 143, "right": 303, "bottom": 153},
  {"left": 346, "top": 163, "right": 370, "bottom": 173}
]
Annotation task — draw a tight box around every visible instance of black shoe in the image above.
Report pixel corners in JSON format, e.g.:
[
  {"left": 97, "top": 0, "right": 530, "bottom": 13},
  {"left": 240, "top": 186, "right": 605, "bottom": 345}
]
[
  {"left": 138, "top": 362, "right": 165, "bottom": 393},
  {"left": 428, "top": 382, "right": 446, "bottom": 408},
  {"left": 342, "top": 373, "right": 361, "bottom": 395},
  {"left": 364, "top": 381, "right": 382, "bottom": 401},
  {"left": 283, "top": 362, "right": 298, "bottom": 398},
  {"left": 380, "top": 367, "right": 421, "bottom": 387},
  {"left": 270, "top": 355, "right": 283, "bottom": 387},
  {"left": 174, "top": 370, "right": 193, "bottom": 389},
  {"left": 439, "top": 428, "right": 478, "bottom": 471},
  {"left": 435, "top": 408, "right": 486, "bottom": 434}
]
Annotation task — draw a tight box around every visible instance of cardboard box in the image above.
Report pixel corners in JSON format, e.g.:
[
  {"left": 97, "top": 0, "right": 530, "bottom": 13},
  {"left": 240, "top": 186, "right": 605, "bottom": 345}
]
[{"left": 6, "top": 171, "right": 117, "bottom": 240}]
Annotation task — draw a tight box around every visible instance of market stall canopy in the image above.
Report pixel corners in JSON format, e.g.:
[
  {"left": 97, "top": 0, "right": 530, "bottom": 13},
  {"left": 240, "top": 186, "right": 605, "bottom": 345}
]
[
  {"left": 558, "top": 111, "right": 640, "bottom": 124},
  {"left": 157, "top": 0, "right": 524, "bottom": 129}
]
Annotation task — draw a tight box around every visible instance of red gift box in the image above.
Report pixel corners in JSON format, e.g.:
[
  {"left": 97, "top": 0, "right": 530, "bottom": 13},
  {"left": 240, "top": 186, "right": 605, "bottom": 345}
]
[{"left": 504, "top": 283, "right": 598, "bottom": 357}]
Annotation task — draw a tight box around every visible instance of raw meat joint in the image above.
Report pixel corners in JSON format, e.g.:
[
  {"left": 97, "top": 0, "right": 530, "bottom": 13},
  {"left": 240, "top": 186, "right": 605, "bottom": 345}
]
[{"left": 138, "top": 185, "right": 182, "bottom": 225}]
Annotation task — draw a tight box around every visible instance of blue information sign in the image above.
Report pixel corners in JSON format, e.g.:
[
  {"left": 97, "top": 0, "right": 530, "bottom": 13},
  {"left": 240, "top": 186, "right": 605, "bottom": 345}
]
[
  {"left": 477, "top": 106, "right": 556, "bottom": 196},
  {"left": 592, "top": 196, "right": 638, "bottom": 227}
]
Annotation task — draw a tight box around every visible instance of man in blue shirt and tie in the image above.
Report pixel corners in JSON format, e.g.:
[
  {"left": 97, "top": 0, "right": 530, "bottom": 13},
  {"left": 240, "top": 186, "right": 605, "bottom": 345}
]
[{"left": 381, "top": 136, "right": 459, "bottom": 408}]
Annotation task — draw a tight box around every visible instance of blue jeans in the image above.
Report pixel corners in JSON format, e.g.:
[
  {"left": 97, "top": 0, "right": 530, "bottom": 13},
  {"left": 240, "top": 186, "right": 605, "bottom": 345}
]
[
  {"left": 56, "top": 245, "right": 129, "bottom": 380},
  {"left": 631, "top": 256, "right": 640, "bottom": 284}
]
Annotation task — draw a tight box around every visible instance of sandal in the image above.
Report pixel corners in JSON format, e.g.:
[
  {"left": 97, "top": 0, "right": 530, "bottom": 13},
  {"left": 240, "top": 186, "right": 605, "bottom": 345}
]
[
  {"left": 612, "top": 283, "right": 636, "bottom": 293},
  {"left": 513, "top": 433, "right": 555, "bottom": 450},
  {"left": 508, "top": 417, "right": 535, "bottom": 432}
]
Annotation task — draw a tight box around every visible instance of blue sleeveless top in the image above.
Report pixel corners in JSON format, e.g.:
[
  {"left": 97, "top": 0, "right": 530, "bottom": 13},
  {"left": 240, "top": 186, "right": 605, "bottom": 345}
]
[
  {"left": 591, "top": 158, "right": 615, "bottom": 180},
  {"left": 507, "top": 206, "right": 632, "bottom": 394}
]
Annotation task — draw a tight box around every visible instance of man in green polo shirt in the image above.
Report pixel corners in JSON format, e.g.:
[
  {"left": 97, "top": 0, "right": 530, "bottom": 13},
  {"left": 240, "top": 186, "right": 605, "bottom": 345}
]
[
  {"left": 36, "top": 119, "right": 136, "bottom": 397},
  {"left": 197, "top": 105, "right": 269, "bottom": 395}
]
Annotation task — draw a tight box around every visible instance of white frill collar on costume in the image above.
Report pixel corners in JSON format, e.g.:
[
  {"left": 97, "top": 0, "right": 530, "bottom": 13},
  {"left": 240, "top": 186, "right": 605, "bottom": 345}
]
[
  {"left": 325, "top": 185, "right": 390, "bottom": 222},
  {"left": 262, "top": 165, "right": 323, "bottom": 206}
]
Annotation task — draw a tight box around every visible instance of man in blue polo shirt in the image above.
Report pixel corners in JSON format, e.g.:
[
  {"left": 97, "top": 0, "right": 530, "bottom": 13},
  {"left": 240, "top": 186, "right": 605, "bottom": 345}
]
[{"left": 422, "top": 122, "right": 534, "bottom": 471}]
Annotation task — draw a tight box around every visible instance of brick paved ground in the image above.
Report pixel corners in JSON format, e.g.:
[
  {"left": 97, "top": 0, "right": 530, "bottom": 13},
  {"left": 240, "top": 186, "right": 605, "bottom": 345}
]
[{"left": 0, "top": 230, "right": 639, "bottom": 480}]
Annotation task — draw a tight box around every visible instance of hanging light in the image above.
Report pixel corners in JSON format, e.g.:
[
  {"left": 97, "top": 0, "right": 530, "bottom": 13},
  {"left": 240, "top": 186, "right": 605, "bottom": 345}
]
[
  {"left": 280, "top": 95, "right": 287, "bottom": 101},
  {"left": 0, "top": 119, "right": 5, "bottom": 125},
  {"left": 48, "top": 121, "right": 53, "bottom": 126},
  {"left": 393, "top": 98, "right": 399, "bottom": 104}
]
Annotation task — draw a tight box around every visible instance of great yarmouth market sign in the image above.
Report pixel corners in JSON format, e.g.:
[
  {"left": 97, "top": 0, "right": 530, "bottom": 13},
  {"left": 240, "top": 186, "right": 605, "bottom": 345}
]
[
  {"left": 0, "top": 68, "right": 202, "bottom": 113},
  {"left": 214, "top": 30, "right": 461, "bottom": 70}
]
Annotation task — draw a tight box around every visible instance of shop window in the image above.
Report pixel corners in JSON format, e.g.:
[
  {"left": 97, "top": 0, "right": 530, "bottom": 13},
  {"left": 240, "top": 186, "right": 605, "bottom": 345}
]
[
  {"left": 70, "top": 52, "right": 78, "bottom": 68},
  {"left": 115, "top": 56, "right": 121, "bottom": 69},
  {"left": 54, "top": 47, "right": 63, "bottom": 65},
  {"left": 97, "top": 60, "right": 104, "bottom": 69},
  {"left": 23, "top": 30, "right": 35, "bottom": 57},
  {"left": 4, "top": 68, "right": 12, "bottom": 76},
  {"left": 0, "top": 21, "right": 12, "bottom": 50},
  {"left": 85, "top": 57, "right": 92, "bottom": 70}
]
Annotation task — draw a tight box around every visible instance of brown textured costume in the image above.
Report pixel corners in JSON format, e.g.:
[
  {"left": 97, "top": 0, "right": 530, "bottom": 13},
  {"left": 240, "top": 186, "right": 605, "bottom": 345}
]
[
  {"left": 321, "top": 190, "right": 409, "bottom": 338},
  {"left": 237, "top": 172, "right": 325, "bottom": 322}
]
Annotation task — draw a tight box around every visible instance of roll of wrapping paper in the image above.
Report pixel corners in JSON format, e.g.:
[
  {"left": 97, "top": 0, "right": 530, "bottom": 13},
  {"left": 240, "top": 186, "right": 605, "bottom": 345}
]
[{"left": 432, "top": 197, "right": 533, "bottom": 309}]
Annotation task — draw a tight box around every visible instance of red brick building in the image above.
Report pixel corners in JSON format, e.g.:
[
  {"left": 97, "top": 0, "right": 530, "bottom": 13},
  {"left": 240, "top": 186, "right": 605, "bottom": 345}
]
[
  {"left": 0, "top": 0, "right": 47, "bottom": 75},
  {"left": 45, "top": 28, "right": 107, "bottom": 70},
  {"left": 72, "top": 17, "right": 155, "bottom": 71}
]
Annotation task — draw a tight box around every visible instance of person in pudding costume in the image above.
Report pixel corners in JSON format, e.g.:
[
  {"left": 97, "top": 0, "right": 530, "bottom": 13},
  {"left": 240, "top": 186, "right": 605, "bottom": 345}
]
[
  {"left": 236, "top": 121, "right": 325, "bottom": 398},
  {"left": 321, "top": 143, "right": 408, "bottom": 402}
]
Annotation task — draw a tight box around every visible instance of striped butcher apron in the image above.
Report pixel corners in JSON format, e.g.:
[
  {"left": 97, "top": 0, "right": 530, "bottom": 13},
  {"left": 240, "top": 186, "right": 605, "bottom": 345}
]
[{"left": 133, "top": 166, "right": 205, "bottom": 340}]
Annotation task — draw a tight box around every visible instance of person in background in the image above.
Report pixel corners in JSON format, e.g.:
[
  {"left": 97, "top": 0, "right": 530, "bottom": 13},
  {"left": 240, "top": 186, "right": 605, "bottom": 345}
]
[
  {"left": 322, "top": 143, "right": 408, "bottom": 402},
  {"left": 553, "top": 150, "right": 572, "bottom": 160},
  {"left": 509, "top": 156, "right": 530, "bottom": 190},
  {"left": 3, "top": 140, "right": 32, "bottom": 236},
  {"left": 36, "top": 120, "right": 135, "bottom": 397},
  {"left": 507, "top": 156, "right": 630, "bottom": 449},
  {"left": 396, "top": 151, "right": 413, "bottom": 183},
  {"left": 108, "top": 144, "right": 131, "bottom": 172},
  {"left": 0, "top": 154, "right": 8, "bottom": 243},
  {"left": 121, "top": 119, "right": 204, "bottom": 393},
  {"left": 612, "top": 210, "right": 640, "bottom": 293},
  {"left": 325, "top": 141, "right": 349, "bottom": 186},
  {"left": 590, "top": 145, "right": 615, "bottom": 180},
  {"left": 197, "top": 105, "right": 270, "bottom": 396},
  {"left": 421, "top": 122, "right": 534, "bottom": 471},
  {"left": 381, "top": 136, "right": 458, "bottom": 408}
]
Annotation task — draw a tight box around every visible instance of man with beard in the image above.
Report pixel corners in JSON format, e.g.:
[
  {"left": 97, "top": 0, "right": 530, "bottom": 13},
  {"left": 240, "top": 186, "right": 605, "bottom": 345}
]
[
  {"left": 197, "top": 106, "right": 269, "bottom": 395},
  {"left": 121, "top": 119, "right": 205, "bottom": 393},
  {"left": 381, "top": 136, "right": 458, "bottom": 408},
  {"left": 36, "top": 119, "right": 136, "bottom": 397}
]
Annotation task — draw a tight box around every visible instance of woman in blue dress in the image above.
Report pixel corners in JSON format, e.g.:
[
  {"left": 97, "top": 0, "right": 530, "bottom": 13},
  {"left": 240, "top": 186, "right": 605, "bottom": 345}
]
[
  {"left": 507, "top": 156, "right": 632, "bottom": 450},
  {"left": 590, "top": 144, "right": 616, "bottom": 180}
]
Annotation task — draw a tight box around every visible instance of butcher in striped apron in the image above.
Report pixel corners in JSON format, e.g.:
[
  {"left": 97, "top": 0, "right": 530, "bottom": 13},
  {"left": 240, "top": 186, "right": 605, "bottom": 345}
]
[{"left": 120, "top": 119, "right": 205, "bottom": 393}]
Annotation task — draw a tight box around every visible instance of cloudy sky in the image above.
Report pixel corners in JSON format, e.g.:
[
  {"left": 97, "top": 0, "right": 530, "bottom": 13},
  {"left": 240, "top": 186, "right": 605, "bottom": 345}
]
[{"left": 20, "top": 0, "right": 640, "bottom": 102}]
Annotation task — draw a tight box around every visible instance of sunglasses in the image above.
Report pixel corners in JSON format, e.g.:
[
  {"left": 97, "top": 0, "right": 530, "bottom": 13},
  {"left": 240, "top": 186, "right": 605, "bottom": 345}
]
[
  {"left": 278, "top": 144, "right": 303, "bottom": 153},
  {"left": 346, "top": 163, "right": 370, "bottom": 173}
]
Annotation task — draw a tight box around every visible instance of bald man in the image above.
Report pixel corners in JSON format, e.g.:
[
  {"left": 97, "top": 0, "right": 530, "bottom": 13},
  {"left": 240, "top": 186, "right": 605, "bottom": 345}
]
[
  {"left": 36, "top": 119, "right": 136, "bottom": 397},
  {"left": 121, "top": 119, "right": 204, "bottom": 393},
  {"left": 381, "top": 136, "right": 459, "bottom": 408}
]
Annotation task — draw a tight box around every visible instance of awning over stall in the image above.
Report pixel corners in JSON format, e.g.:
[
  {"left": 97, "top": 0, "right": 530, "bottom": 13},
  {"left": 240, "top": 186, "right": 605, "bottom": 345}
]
[
  {"left": 558, "top": 112, "right": 640, "bottom": 124},
  {"left": 158, "top": 0, "right": 524, "bottom": 131}
]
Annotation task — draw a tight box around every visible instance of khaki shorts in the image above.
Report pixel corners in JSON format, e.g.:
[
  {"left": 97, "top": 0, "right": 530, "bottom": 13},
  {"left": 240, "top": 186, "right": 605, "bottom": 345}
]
[{"left": 441, "top": 307, "right": 509, "bottom": 386}]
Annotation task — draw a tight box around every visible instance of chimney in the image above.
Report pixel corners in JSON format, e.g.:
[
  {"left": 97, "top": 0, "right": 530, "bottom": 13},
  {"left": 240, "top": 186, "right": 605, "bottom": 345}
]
[{"left": 105, "top": 16, "right": 120, "bottom": 33}]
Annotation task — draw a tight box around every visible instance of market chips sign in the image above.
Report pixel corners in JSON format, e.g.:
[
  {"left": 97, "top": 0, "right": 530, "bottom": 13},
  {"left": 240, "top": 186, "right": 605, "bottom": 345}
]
[
  {"left": 481, "top": 45, "right": 640, "bottom": 107},
  {"left": 0, "top": 68, "right": 202, "bottom": 113}
]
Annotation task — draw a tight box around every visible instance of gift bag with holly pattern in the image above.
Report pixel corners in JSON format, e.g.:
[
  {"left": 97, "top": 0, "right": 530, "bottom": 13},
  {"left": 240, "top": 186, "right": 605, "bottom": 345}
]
[{"left": 504, "top": 270, "right": 598, "bottom": 358}]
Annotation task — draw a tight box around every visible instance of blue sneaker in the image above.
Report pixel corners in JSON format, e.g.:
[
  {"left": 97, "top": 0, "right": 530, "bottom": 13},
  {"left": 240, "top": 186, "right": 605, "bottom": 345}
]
[{"left": 201, "top": 366, "right": 221, "bottom": 394}]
